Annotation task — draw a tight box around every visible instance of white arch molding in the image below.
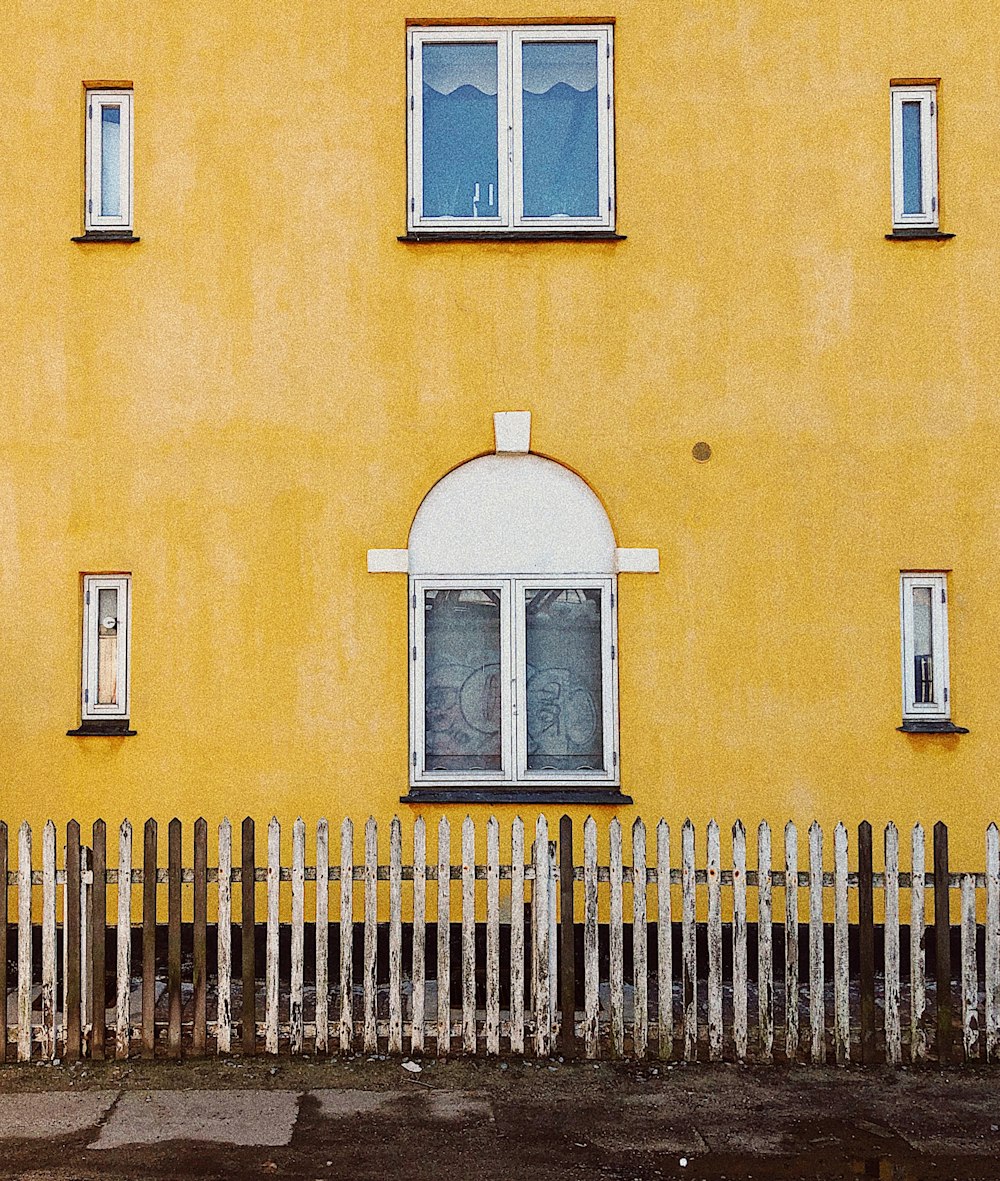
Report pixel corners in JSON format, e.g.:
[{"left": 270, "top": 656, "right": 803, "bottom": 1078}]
[{"left": 368, "top": 412, "right": 658, "bottom": 575}]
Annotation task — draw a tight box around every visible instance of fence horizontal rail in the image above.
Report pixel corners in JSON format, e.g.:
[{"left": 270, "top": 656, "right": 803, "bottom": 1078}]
[
  {"left": 2, "top": 815, "right": 999, "bottom": 1069},
  {"left": 8, "top": 869, "right": 993, "bottom": 889}
]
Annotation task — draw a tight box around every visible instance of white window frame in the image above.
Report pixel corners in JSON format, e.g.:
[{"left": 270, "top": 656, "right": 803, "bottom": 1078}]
[
  {"left": 899, "top": 572, "right": 950, "bottom": 721},
  {"left": 85, "top": 88, "right": 133, "bottom": 232},
  {"left": 890, "top": 84, "right": 938, "bottom": 229},
  {"left": 407, "top": 24, "right": 615, "bottom": 233},
  {"left": 410, "top": 575, "right": 619, "bottom": 788},
  {"left": 82, "top": 574, "right": 132, "bottom": 721}
]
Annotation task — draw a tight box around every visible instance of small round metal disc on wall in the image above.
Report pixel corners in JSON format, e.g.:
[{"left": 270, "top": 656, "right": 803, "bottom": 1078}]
[{"left": 692, "top": 441, "right": 712, "bottom": 462}]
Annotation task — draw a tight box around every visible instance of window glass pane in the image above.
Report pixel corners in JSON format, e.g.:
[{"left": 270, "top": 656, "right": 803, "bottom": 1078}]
[
  {"left": 97, "top": 587, "right": 119, "bottom": 705},
  {"left": 901, "top": 100, "right": 923, "bottom": 215},
  {"left": 912, "top": 586, "right": 934, "bottom": 703},
  {"left": 521, "top": 41, "right": 599, "bottom": 218},
  {"left": 424, "top": 589, "right": 502, "bottom": 771},
  {"left": 525, "top": 587, "right": 604, "bottom": 771},
  {"left": 422, "top": 43, "right": 499, "bottom": 218},
  {"left": 100, "top": 106, "right": 122, "bottom": 217}
]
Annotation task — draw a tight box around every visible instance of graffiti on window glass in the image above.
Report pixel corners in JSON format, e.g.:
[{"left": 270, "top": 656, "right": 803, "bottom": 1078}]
[
  {"left": 525, "top": 588, "right": 604, "bottom": 771},
  {"left": 424, "top": 589, "right": 502, "bottom": 771}
]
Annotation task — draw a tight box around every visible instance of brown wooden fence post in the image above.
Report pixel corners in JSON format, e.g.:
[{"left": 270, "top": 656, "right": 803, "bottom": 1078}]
[
  {"left": 0, "top": 821, "right": 7, "bottom": 1065},
  {"left": 168, "top": 818, "right": 182, "bottom": 1058},
  {"left": 242, "top": 817, "right": 256, "bottom": 1055},
  {"left": 858, "top": 821, "right": 876, "bottom": 1063},
  {"left": 558, "top": 815, "right": 576, "bottom": 1058},
  {"left": 65, "top": 821, "right": 82, "bottom": 1062},
  {"left": 192, "top": 817, "right": 208, "bottom": 1056},
  {"left": 141, "top": 819, "right": 157, "bottom": 1058},
  {"left": 90, "top": 819, "right": 107, "bottom": 1060},
  {"left": 934, "top": 821, "right": 952, "bottom": 1063}
]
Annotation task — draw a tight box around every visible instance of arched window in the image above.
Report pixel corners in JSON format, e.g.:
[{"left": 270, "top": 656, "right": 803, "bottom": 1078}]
[{"left": 369, "top": 413, "right": 657, "bottom": 803}]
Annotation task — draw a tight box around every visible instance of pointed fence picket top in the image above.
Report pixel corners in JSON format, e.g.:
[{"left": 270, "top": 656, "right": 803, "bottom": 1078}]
[{"left": 2, "top": 812, "right": 998, "bottom": 1067}]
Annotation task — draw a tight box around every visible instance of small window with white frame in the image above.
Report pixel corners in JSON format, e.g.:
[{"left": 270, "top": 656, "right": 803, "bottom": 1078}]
[
  {"left": 899, "top": 571, "right": 953, "bottom": 725},
  {"left": 85, "top": 87, "right": 133, "bottom": 232},
  {"left": 407, "top": 23, "right": 615, "bottom": 233},
  {"left": 81, "top": 574, "right": 132, "bottom": 726},
  {"left": 890, "top": 83, "right": 938, "bottom": 229}
]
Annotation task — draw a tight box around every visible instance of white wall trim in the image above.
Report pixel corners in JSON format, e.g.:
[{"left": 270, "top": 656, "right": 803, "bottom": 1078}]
[
  {"left": 367, "top": 548, "right": 409, "bottom": 573},
  {"left": 615, "top": 547, "right": 659, "bottom": 574},
  {"left": 494, "top": 411, "right": 531, "bottom": 454}
]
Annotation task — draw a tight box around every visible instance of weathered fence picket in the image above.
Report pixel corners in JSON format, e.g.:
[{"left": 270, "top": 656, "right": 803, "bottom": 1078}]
[
  {"left": 884, "top": 823, "right": 901, "bottom": 1066},
  {"left": 757, "top": 821, "right": 773, "bottom": 1062},
  {"left": 389, "top": 817, "right": 403, "bottom": 1055},
  {"left": 682, "top": 819, "right": 697, "bottom": 1062},
  {"left": 833, "top": 822, "right": 849, "bottom": 1066},
  {"left": 910, "top": 823, "right": 927, "bottom": 1063},
  {"left": 339, "top": 818, "right": 353, "bottom": 1055},
  {"left": 609, "top": 817, "right": 624, "bottom": 1058},
  {"left": 3, "top": 812, "right": 1000, "bottom": 1067},
  {"left": 732, "top": 821, "right": 747, "bottom": 1063},
  {"left": 40, "top": 821, "right": 56, "bottom": 1061},
  {"left": 632, "top": 818, "right": 648, "bottom": 1060},
  {"left": 363, "top": 817, "right": 378, "bottom": 1055},
  {"left": 217, "top": 818, "right": 232, "bottom": 1055},
  {"left": 656, "top": 819, "right": 671, "bottom": 1061},
  {"left": 987, "top": 823, "right": 1000, "bottom": 1063},
  {"left": 784, "top": 821, "right": 799, "bottom": 1061}
]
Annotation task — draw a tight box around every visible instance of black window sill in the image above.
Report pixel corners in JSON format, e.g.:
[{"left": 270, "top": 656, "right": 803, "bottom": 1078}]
[
  {"left": 67, "top": 720, "right": 137, "bottom": 736},
  {"left": 398, "top": 231, "right": 626, "bottom": 243},
  {"left": 401, "top": 787, "right": 632, "bottom": 805},
  {"left": 897, "top": 720, "right": 968, "bottom": 734},
  {"left": 885, "top": 229, "right": 954, "bottom": 241},
  {"left": 71, "top": 232, "right": 140, "bottom": 243}
]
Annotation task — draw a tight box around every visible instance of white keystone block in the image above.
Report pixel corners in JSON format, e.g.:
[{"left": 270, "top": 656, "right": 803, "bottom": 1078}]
[{"left": 493, "top": 411, "right": 531, "bottom": 454}]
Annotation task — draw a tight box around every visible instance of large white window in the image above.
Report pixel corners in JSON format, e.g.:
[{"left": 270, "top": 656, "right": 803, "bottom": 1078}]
[
  {"left": 899, "top": 572, "right": 951, "bottom": 724},
  {"left": 412, "top": 578, "right": 617, "bottom": 787},
  {"left": 368, "top": 412, "right": 659, "bottom": 800},
  {"left": 890, "top": 84, "right": 938, "bottom": 229},
  {"left": 85, "top": 88, "right": 133, "bottom": 232},
  {"left": 407, "top": 24, "right": 615, "bottom": 233},
  {"left": 81, "top": 574, "right": 131, "bottom": 723}
]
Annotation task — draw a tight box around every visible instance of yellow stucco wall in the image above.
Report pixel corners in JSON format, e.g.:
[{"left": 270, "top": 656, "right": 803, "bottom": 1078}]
[{"left": 1, "top": 1, "right": 997, "bottom": 875}]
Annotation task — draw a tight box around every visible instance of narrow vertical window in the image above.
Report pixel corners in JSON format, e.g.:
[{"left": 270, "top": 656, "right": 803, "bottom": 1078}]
[
  {"left": 899, "top": 572, "right": 958, "bottom": 729},
  {"left": 890, "top": 84, "right": 938, "bottom": 229},
  {"left": 85, "top": 88, "right": 133, "bottom": 232},
  {"left": 82, "top": 574, "right": 131, "bottom": 725}
]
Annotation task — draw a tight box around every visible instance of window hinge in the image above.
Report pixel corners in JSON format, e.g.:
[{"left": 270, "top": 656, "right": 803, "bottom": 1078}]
[
  {"left": 930, "top": 100, "right": 935, "bottom": 116},
  {"left": 944, "top": 687, "right": 949, "bottom": 703},
  {"left": 412, "top": 750, "right": 417, "bottom": 768},
  {"left": 410, "top": 95, "right": 414, "bottom": 111},
  {"left": 941, "top": 587, "right": 946, "bottom": 603},
  {"left": 608, "top": 195, "right": 612, "bottom": 212},
  {"left": 88, "top": 198, "right": 92, "bottom": 215},
  {"left": 410, "top": 197, "right": 415, "bottom": 213},
  {"left": 412, "top": 645, "right": 417, "bottom": 661},
  {"left": 411, "top": 592, "right": 416, "bottom": 609},
  {"left": 613, "top": 750, "right": 618, "bottom": 768},
  {"left": 932, "top": 196, "right": 937, "bottom": 213},
  {"left": 88, "top": 106, "right": 92, "bottom": 119},
  {"left": 607, "top": 93, "right": 611, "bottom": 110},
  {"left": 410, "top": 44, "right": 414, "bottom": 60},
  {"left": 611, "top": 645, "right": 616, "bottom": 660},
  {"left": 84, "top": 689, "right": 89, "bottom": 704},
  {"left": 85, "top": 589, "right": 90, "bottom": 605}
]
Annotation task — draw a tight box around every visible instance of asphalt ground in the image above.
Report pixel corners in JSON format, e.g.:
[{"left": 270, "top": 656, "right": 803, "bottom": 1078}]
[{"left": 0, "top": 1057, "right": 998, "bottom": 1180}]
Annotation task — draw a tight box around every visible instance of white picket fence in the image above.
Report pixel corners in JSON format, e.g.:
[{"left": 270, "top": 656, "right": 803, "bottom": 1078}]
[{"left": 3, "top": 815, "right": 1000, "bottom": 1065}]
